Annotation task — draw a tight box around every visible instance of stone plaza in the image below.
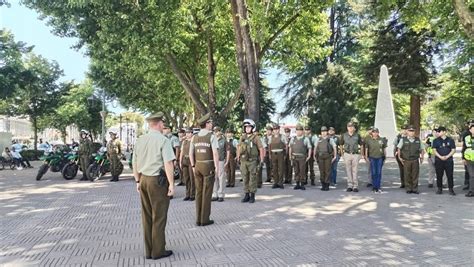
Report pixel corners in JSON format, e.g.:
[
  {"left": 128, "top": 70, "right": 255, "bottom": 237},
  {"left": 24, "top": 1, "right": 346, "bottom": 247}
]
[{"left": 1, "top": 156, "right": 473, "bottom": 266}]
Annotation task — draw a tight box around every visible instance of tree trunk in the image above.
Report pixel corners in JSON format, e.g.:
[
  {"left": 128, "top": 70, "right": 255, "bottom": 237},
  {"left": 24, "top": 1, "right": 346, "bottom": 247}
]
[
  {"left": 207, "top": 36, "right": 217, "bottom": 120},
  {"left": 409, "top": 95, "right": 421, "bottom": 136},
  {"left": 32, "top": 116, "right": 38, "bottom": 151},
  {"left": 452, "top": 0, "right": 474, "bottom": 39},
  {"left": 231, "top": 0, "right": 260, "bottom": 122},
  {"left": 61, "top": 129, "right": 67, "bottom": 144}
]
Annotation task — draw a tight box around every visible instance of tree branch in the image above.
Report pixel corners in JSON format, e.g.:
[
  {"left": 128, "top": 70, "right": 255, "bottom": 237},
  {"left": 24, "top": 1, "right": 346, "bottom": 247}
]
[
  {"left": 452, "top": 0, "right": 474, "bottom": 39},
  {"left": 258, "top": 12, "right": 301, "bottom": 60}
]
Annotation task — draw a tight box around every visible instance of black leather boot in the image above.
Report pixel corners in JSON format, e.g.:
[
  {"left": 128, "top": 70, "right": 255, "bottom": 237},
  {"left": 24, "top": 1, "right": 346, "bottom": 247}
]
[
  {"left": 249, "top": 193, "right": 255, "bottom": 203},
  {"left": 241, "top": 193, "right": 250, "bottom": 203}
]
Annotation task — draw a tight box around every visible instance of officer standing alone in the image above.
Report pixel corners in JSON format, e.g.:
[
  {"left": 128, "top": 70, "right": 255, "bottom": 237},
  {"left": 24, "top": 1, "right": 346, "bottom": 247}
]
[
  {"left": 78, "top": 130, "right": 93, "bottom": 181},
  {"left": 189, "top": 116, "right": 219, "bottom": 226},
  {"left": 107, "top": 131, "right": 123, "bottom": 182},
  {"left": 132, "top": 112, "right": 174, "bottom": 260},
  {"left": 397, "top": 125, "right": 425, "bottom": 194}
]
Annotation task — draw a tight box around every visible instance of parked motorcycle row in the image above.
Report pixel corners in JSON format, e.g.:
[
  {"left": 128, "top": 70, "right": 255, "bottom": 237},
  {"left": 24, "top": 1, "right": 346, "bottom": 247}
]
[{"left": 35, "top": 146, "right": 124, "bottom": 181}]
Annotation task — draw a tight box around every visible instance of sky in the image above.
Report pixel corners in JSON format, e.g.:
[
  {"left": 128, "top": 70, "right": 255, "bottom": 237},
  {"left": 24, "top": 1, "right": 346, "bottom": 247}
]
[{"left": 1, "top": 1, "right": 296, "bottom": 125}]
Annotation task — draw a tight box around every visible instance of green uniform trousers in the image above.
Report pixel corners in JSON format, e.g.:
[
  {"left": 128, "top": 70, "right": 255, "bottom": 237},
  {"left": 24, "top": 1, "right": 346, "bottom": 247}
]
[
  {"left": 226, "top": 158, "right": 236, "bottom": 187},
  {"left": 241, "top": 159, "right": 258, "bottom": 193},
  {"left": 182, "top": 159, "right": 195, "bottom": 198},
  {"left": 284, "top": 152, "right": 293, "bottom": 183},
  {"left": 194, "top": 162, "right": 215, "bottom": 224},
  {"left": 292, "top": 156, "right": 306, "bottom": 183},
  {"left": 79, "top": 155, "right": 89, "bottom": 177},
  {"left": 305, "top": 157, "right": 316, "bottom": 183},
  {"left": 109, "top": 154, "right": 123, "bottom": 178},
  {"left": 140, "top": 175, "right": 170, "bottom": 258},
  {"left": 271, "top": 152, "right": 285, "bottom": 186},
  {"left": 317, "top": 154, "right": 332, "bottom": 184},
  {"left": 403, "top": 159, "right": 419, "bottom": 192}
]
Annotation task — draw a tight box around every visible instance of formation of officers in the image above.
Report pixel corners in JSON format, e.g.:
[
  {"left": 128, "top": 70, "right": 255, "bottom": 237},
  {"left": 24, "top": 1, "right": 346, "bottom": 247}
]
[{"left": 131, "top": 112, "right": 474, "bottom": 260}]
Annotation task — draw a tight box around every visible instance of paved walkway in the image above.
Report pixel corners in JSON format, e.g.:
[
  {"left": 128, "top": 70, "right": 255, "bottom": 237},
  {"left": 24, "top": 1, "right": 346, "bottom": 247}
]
[{"left": 1, "top": 157, "right": 473, "bottom": 266}]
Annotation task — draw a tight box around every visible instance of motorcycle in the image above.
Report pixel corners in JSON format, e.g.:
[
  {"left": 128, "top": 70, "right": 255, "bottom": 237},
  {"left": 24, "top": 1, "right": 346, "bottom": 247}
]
[
  {"left": 36, "top": 149, "right": 71, "bottom": 181},
  {"left": 61, "top": 148, "right": 80, "bottom": 180},
  {"left": 86, "top": 148, "right": 117, "bottom": 182}
]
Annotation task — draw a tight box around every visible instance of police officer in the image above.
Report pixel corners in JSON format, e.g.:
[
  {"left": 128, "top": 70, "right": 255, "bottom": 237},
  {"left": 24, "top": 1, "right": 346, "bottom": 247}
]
[
  {"left": 132, "top": 112, "right": 174, "bottom": 260},
  {"left": 107, "top": 131, "right": 123, "bottom": 182},
  {"left": 340, "top": 122, "right": 363, "bottom": 192},
  {"left": 425, "top": 128, "right": 439, "bottom": 188},
  {"left": 393, "top": 125, "right": 407, "bottom": 188},
  {"left": 237, "top": 119, "right": 265, "bottom": 203},
  {"left": 284, "top": 127, "right": 293, "bottom": 184},
  {"left": 189, "top": 115, "right": 219, "bottom": 226},
  {"left": 78, "top": 129, "right": 93, "bottom": 181},
  {"left": 289, "top": 124, "right": 312, "bottom": 190},
  {"left": 363, "top": 126, "right": 374, "bottom": 187},
  {"left": 364, "top": 128, "right": 387, "bottom": 193},
  {"left": 212, "top": 126, "right": 228, "bottom": 202},
  {"left": 314, "top": 126, "right": 337, "bottom": 191},
  {"left": 397, "top": 125, "right": 425, "bottom": 194},
  {"left": 462, "top": 123, "right": 474, "bottom": 197},
  {"left": 269, "top": 123, "right": 287, "bottom": 189},
  {"left": 461, "top": 120, "right": 474, "bottom": 190},
  {"left": 180, "top": 127, "right": 195, "bottom": 201},
  {"left": 258, "top": 124, "right": 273, "bottom": 185},
  {"left": 163, "top": 125, "right": 181, "bottom": 185},
  {"left": 304, "top": 126, "right": 317, "bottom": 185},
  {"left": 328, "top": 127, "right": 340, "bottom": 187},
  {"left": 225, "top": 129, "right": 238, "bottom": 188},
  {"left": 433, "top": 126, "right": 456, "bottom": 195}
]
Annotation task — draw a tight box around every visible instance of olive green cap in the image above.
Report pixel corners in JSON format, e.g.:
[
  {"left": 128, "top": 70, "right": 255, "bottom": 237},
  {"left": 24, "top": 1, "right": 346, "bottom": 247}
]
[
  {"left": 296, "top": 124, "right": 304, "bottom": 131},
  {"left": 284, "top": 127, "right": 291, "bottom": 132},
  {"left": 146, "top": 111, "right": 166, "bottom": 122},
  {"left": 321, "top": 126, "right": 328, "bottom": 132},
  {"left": 266, "top": 124, "right": 273, "bottom": 130},
  {"left": 196, "top": 113, "right": 212, "bottom": 125}
]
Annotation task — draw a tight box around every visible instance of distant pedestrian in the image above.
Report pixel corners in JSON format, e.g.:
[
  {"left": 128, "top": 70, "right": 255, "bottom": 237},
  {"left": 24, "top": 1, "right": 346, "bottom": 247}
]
[
  {"left": 364, "top": 128, "right": 387, "bottom": 193},
  {"left": 132, "top": 112, "right": 174, "bottom": 260}
]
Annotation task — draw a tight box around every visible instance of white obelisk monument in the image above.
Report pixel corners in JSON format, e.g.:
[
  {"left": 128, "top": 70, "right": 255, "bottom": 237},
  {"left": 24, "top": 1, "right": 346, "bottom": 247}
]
[{"left": 374, "top": 65, "right": 398, "bottom": 157}]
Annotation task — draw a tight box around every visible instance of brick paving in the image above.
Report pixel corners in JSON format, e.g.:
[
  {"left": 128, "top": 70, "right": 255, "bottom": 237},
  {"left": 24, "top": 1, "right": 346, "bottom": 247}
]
[{"left": 0, "top": 157, "right": 473, "bottom": 266}]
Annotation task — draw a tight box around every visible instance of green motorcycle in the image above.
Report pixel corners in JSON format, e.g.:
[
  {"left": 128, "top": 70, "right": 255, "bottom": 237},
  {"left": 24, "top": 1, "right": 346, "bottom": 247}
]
[
  {"left": 36, "top": 150, "right": 70, "bottom": 181},
  {"left": 61, "top": 149, "right": 80, "bottom": 180},
  {"left": 86, "top": 150, "right": 113, "bottom": 182}
]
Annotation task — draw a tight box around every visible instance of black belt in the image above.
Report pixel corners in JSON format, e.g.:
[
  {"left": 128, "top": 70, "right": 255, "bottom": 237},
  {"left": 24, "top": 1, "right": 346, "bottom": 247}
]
[{"left": 344, "top": 151, "right": 359, "bottom": 155}]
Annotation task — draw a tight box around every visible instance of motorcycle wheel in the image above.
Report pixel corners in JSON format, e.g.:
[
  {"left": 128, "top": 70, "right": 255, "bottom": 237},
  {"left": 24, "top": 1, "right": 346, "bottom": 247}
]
[
  {"left": 62, "top": 162, "right": 78, "bottom": 180},
  {"left": 36, "top": 164, "right": 49, "bottom": 181},
  {"left": 87, "top": 163, "right": 100, "bottom": 182}
]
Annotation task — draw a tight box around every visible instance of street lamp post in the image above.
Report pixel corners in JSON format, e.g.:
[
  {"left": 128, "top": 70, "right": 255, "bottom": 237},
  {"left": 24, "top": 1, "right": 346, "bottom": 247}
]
[{"left": 88, "top": 88, "right": 114, "bottom": 145}]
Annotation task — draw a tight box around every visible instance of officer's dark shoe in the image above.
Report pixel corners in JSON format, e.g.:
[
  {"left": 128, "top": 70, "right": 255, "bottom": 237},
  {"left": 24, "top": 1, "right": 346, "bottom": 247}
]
[
  {"left": 217, "top": 198, "right": 224, "bottom": 202},
  {"left": 257, "top": 184, "right": 262, "bottom": 188},
  {"left": 240, "top": 179, "right": 243, "bottom": 182},
  {"left": 294, "top": 182, "right": 301, "bottom": 190},
  {"left": 346, "top": 188, "right": 353, "bottom": 192},
  {"left": 367, "top": 183, "right": 373, "bottom": 187},
  {"left": 265, "top": 179, "right": 272, "bottom": 183},
  {"left": 196, "top": 222, "right": 201, "bottom": 226},
  {"left": 462, "top": 185, "right": 469, "bottom": 190},
  {"left": 211, "top": 197, "right": 218, "bottom": 201},
  {"left": 428, "top": 184, "right": 434, "bottom": 188},
  {"left": 449, "top": 189, "right": 456, "bottom": 196},
  {"left": 190, "top": 197, "right": 195, "bottom": 201},
  {"left": 249, "top": 193, "right": 255, "bottom": 203},
  {"left": 183, "top": 197, "right": 190, "bottom": 201},
  {"left": 399, "top": 185, "right": 405, "bottom": 189},
  {"left": 436, "top": 188, "right": 442, "bottom": 194},
  {"left": 146, "top": 256, "right": 152, "bottom": 259},
  {"left": 311, "top": 180, "right": 316, "bottom": 186},
  {"left": 201, "top": 220, "right": 214, "bottom": 226},
  {"left": 302, "top": 181, "right": 308, "bottom": 185},
  {"left": 284, "top": 181, "right": 289, "bottom": 184},
  {"left": 301, "top": 185, "right": 306, "bottom": 190},
  {"left": 226, "top": 184, "right": 231, "bottom": 188},
  {"left": 271, "top": 184, "right": 279, "bottom": 189},
  {"left": 153, "top": 250, "right": 173, "bottom": 260},
  {"left": 412, "top": 190, "right": 419, "bottom": 194},
  {"left": 241, "top": 193, "right": 250, "bottom": 203},
  {"left": 80, "top": 177, "right": 88, "bottom": 181},
  {"left": 353, "top": 188, "right": 359, "bottom": 193},
  {"left": 177, "top": 182, "right": 184, "bottom": 186},
  {"left": 442, "top": 184, "right": 448, "bottom": 188},
  {"left": 279, "top": 184, "right": 284, "bottom": 189},
  {"left": 406, "top": 190, "right": 412, "bottom": 194},
  {"left": 465, "top": 191, "right": 474, "bottom": 197}
]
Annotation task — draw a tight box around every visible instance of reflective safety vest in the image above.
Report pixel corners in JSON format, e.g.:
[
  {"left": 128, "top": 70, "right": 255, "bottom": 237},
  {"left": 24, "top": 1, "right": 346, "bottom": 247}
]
[
  {"left": 465, "top": 135, "right": 474, "bottom": 161},
  {"left": 426, "top": 136, "right": 435, "bottom": 155}
]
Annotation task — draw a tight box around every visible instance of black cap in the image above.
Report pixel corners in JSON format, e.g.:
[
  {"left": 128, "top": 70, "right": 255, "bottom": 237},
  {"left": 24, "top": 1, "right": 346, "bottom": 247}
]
[
  {"left": 329, "top": 127, "right": 335, "bottom": 131},
  {"left": 401, "top": 124, "right": 409, "bottom": 130},
  {"left": 437, "top": 126, "right": 447, "bottom": 132},
  {"left": 178, "top": 128, "right": 185, "bottom": 134},
  {"left": 372, "top": 127, "right": 380, "bottom": 133},
  {"left": 146, "top": 112, "right": 166, "bottom": 122},
  {"left": 407, "top": 125, "right": 415, "bottom": 131},
  {"left": 184, "top": 127, "right": 193, "bottom": 133},
  {"left": 304, "top": 126, "right": 311, "bottom": 131}
]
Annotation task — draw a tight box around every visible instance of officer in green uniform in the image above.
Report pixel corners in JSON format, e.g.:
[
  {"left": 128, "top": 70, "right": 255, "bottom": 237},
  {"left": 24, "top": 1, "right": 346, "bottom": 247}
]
[
  {"left": 397, "top": 125, "right": 425, "bottom": 194},
  {"left": 225, "top": 129, "right": 238, "bottom": 188},
  {"left": 189, "top": 115, "right": 219, "bottom": 226},
  {"left": 363, "top": 126, "right": 374, "bottom": 187},
  {"left": 284, "top": 127, "right": 293, "bottom": 184},
  {"left": 78, "top": 129, "right": 93, "bottom": 181},
  {"left": 462, "top": 123, "right": 474, "bottom": 197},
  {"left": 269, "top": 123, "right": 287, "bottom": 189},
  {"left": 393, "top": 125, "right": 407, "bottom": 188},
  {"left": 314, "top": 126, "right": 337, "bottom": 191},
  {"left": 133, "top": 112, "right": 175, "bottom": 260},
  {"left": 289, "top": 124, "right": 312, "bottom": 190},
  {"left": 258, "top": 124, "right": 273, "bottom": 186},
  {"left": 237, "top": 119, "right": 265, "bottom": 203},
  {"left": 180, "top": 127, "right": 195, "bottom": 201},
  {"left": 304, "top": 126, "right": 317, "bottom": 185},
  {"left": 107, "top": 131, "right": 123, "bottom": 182}
]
